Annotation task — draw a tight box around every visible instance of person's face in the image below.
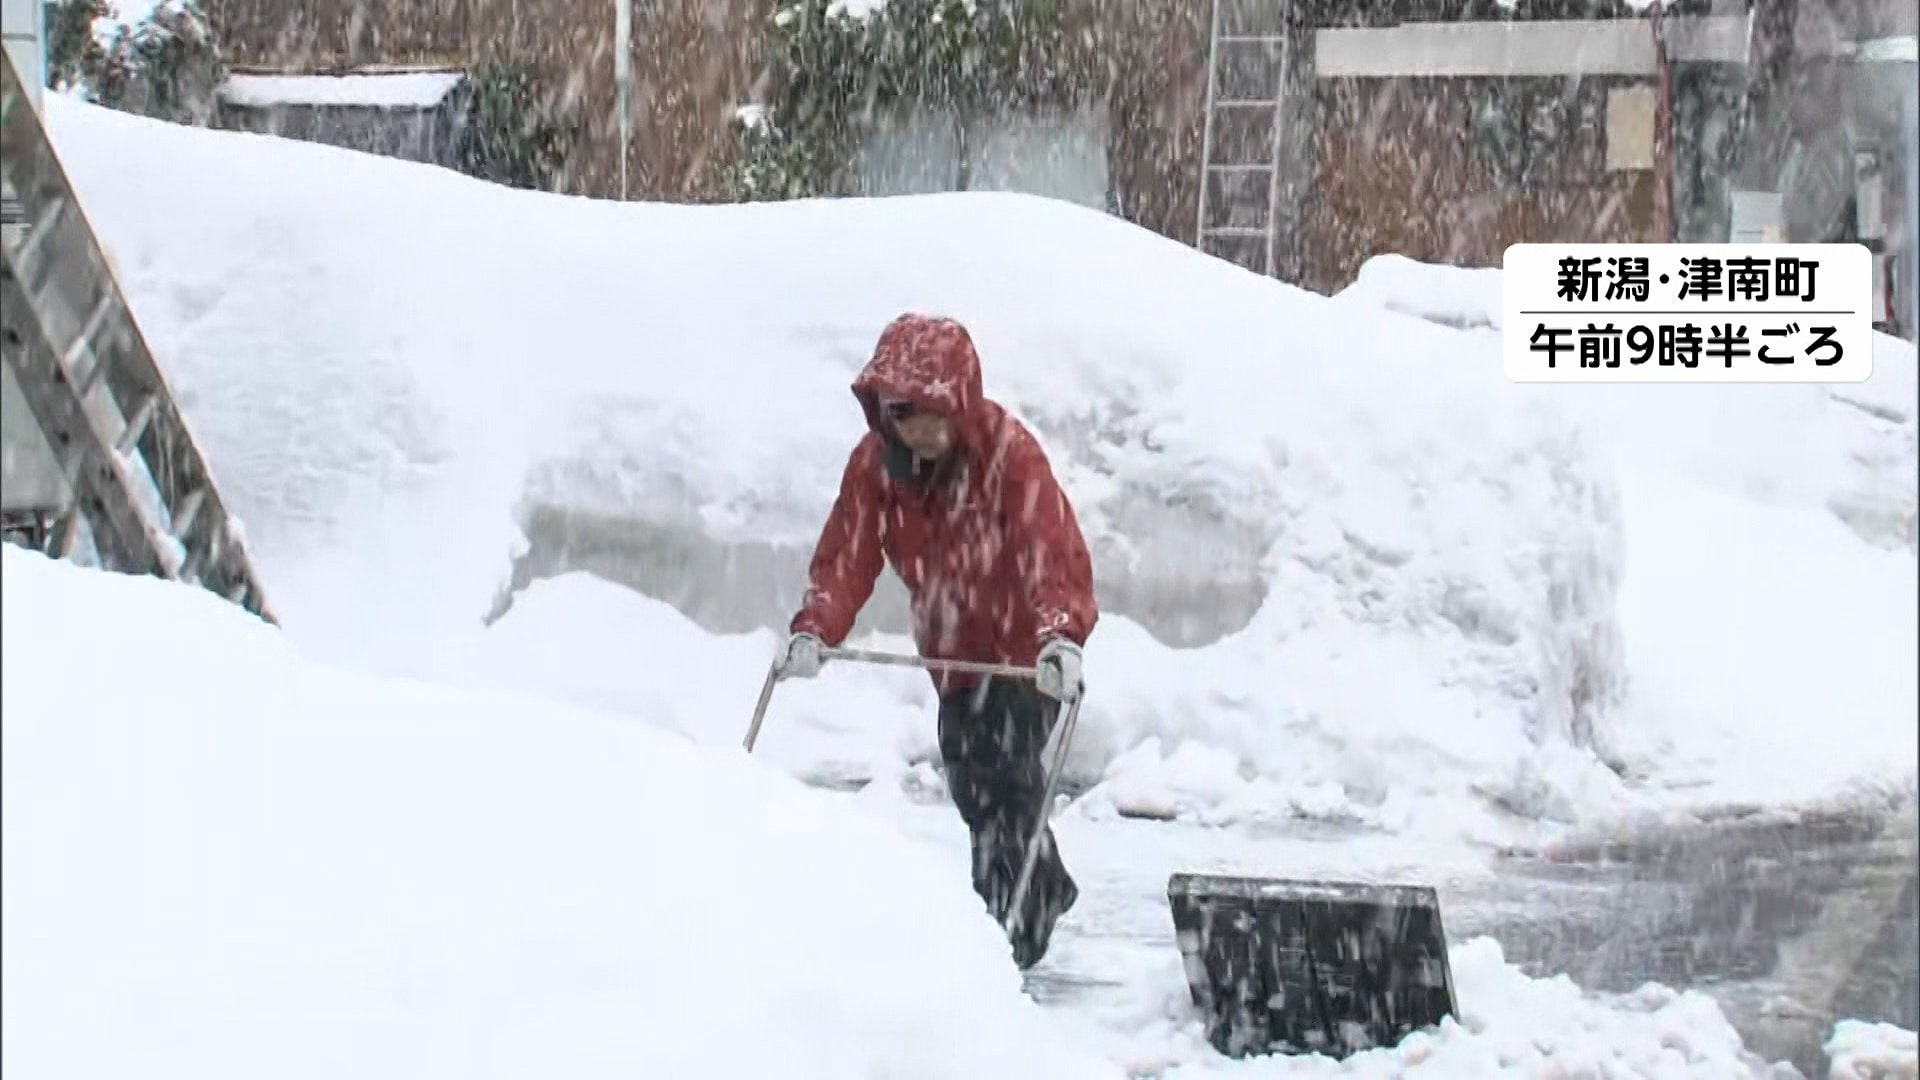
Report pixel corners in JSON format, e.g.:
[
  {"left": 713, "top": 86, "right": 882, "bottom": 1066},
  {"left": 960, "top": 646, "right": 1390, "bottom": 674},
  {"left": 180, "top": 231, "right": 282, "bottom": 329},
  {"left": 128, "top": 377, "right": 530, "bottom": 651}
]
[{"left": 885, "top": 400, "right": 953, "bottom": 460}]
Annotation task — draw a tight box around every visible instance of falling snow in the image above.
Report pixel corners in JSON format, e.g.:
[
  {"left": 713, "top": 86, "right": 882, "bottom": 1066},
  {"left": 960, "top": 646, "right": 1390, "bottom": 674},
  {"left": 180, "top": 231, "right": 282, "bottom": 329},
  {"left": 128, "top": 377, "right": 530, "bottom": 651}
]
[{"left": 5, "top": 0, "right": 1917, "bottom": 1075}]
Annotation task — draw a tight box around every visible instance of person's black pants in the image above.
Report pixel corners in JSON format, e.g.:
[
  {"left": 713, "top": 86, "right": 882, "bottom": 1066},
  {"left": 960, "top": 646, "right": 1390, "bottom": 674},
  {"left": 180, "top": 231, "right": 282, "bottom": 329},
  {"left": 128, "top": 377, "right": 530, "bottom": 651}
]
[{"left": 937, "top": 676, "right": 1078, "bottom": 968}]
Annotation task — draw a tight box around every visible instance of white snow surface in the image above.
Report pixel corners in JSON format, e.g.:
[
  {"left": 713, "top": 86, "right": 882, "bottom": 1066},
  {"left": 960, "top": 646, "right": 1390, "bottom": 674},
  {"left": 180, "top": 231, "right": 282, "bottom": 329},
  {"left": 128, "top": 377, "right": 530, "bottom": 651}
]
[
  {"left": 1826, "top": 1020, "right": 1919, "bottom": 1080},
  {"left": 43, "top": 94, "right": 1636, "bottom": 844},
  {"left": 0, "top": 546, "right": 1120, "bottom": 1080},
  {"left": 218, "top": 71, "right": 468, "bottom": 110},
  {"left": 823, "top": 0, "right": 891, "bottom": 20},
  {"left": 11, "top": 95, "right": 1915, "bottom": 1080},
  {"left": 41, "top": 93, "right": 1919, "bottom": 845},
  {"left": 1854, "top": 35, "right": 1918, "bottom": 63},
  {"left": 0, "top": 543, "right": 1818, "bottom": 1080},
  {"left": 1334, "top": 253, "right": 1505, "bottom": 332},
  {"left": 1342, "top": 254, "right": 1919, "bottom": 817},
  {"left": 1143, "top": 939, "right": 1784, "bottom": 1077}
]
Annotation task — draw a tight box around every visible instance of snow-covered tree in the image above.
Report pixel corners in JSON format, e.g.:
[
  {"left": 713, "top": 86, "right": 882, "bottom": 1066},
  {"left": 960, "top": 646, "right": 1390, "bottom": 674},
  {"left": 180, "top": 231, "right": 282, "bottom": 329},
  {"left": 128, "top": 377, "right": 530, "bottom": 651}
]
[
  {"left": 45, "top": 0, "right": 223, "bottom": 126},
  {"left": 725, "top": 0, "right": 1095, "bottom": 200},
  {"left": 453, "top": 61, "right": 580, "bottom": 193}
]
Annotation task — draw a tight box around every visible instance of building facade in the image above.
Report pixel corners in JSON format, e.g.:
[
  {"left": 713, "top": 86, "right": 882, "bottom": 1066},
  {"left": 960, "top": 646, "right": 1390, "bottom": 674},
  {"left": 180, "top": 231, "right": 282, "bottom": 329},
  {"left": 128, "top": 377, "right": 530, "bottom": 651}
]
[{"left": 201, "top": 0, "right": 1917, "bottom": 336}]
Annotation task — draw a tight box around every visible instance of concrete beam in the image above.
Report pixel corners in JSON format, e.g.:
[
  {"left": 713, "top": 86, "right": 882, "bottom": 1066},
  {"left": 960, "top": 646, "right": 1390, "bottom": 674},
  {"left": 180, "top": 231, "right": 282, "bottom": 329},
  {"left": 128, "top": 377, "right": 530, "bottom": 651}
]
[{"left": 1313, "top": 15, "right": 1754, "bottom": 78}]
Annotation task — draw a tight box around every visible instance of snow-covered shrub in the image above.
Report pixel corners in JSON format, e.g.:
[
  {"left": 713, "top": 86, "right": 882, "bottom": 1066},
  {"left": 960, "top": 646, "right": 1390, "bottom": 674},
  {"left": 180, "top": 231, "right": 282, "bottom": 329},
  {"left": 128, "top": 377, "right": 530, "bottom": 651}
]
[
  {"left": 45, "top": 0, "right": 221, "bottom": 126},
  {"left": 721, "top": 103, "right": 820, "bottom": 201},
  {"left": 452, "top": 61, "right": 579, "bottom": 193},
  {"left": 723, "top": 0, "right": 1097, "bottom": 200},
  {"left": 43, "top": 0, "right": 103, "bottom": 90}
]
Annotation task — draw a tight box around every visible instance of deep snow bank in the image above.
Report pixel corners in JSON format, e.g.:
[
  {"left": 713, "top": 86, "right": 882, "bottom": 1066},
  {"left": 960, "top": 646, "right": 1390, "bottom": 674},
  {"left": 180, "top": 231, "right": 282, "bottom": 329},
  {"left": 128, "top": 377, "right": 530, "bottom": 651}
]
[
  {"left": 0, "top": 548, "right": 1118, "bottom": 1080},
  {"left": 0, "top": 533, "right": 1825, "bottom": 1080},
  {"left": 45, "top": 95, "right": 1630, "bottom": 833},
  {"left": 1826, "top": 1020, "right": 1919, "bottom": 1080},
  {"left": 1336, "top": 252, "right": 1917, "bottom": 556},
  {"left": 1337, "top": 253, "right": 1919, "bottom": 816}
]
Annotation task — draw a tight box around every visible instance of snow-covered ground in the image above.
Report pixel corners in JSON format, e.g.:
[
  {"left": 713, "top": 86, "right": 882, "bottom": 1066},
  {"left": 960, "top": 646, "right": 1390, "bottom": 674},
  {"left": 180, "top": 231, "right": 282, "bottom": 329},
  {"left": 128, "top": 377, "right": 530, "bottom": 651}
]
[
  {"left": 0, "top": 543, "right": 1852, "bottom": 1080},
  {"left": 6, "top": 94, "right": 1915, "bottom": 1076},
  {"left": 1828, "top": 1020, "right": 1920, "bottom": 1080},
  {"left": 0, "top": 546, "right": 1120, "bottom": 1080}
]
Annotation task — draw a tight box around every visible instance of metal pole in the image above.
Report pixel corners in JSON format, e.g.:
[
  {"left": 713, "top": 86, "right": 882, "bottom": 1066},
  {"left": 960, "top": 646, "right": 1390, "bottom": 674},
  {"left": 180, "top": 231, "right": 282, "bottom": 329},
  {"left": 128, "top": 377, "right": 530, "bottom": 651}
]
[
  {"left": 1650, "top": 1, "right": 1675, "bottom": 243},
  {"left": 614, "top": 0, "right": 631, "bottom": 200}
]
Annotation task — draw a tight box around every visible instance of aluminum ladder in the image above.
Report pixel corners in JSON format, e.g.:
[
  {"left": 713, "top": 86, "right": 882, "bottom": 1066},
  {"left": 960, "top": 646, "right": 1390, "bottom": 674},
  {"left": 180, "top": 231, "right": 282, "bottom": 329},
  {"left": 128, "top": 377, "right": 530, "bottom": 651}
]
[
  {"left": 1194, "top": 0, "right": 1290, "bottom": 277},
  {"left": 0, "top": 49, "right": 276, "bottom": 624}
]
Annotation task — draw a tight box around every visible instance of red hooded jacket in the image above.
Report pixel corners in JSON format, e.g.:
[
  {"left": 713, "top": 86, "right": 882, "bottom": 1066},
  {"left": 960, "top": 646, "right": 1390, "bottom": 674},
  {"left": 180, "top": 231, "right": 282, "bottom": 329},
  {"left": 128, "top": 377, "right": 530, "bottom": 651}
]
[{"left": 790, "top": 314, "right": 1098, "bottom": 696}]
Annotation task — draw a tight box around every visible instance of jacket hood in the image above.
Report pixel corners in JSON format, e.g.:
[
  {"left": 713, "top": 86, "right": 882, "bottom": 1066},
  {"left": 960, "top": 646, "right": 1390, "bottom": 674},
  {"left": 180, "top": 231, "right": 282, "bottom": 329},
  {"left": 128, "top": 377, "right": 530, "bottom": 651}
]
[{"left": 851, "top": 313, "right": 988, "bottom": 451}]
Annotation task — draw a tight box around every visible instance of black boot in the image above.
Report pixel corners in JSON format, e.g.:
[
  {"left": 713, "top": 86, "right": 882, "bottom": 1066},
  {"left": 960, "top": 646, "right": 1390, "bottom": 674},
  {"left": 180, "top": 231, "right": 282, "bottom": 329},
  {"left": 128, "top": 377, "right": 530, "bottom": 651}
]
[{"left": 1005, "top": 826, "right": 1078, "bottom": 970}]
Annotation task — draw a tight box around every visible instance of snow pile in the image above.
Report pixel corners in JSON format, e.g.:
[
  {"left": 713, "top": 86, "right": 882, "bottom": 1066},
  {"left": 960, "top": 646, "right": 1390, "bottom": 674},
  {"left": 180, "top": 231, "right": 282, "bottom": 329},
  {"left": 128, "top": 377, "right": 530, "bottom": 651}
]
[
  {"left": 1334, "top": 253, "right": 1505, "bottom": 333},
  {"left": 440, "top": 571, "right": 941, "bottom": 783},
  {"left": 1827, "top": 1020, "right": 1919, "bottom": 1080},
  {"left": 0, "top": 547, "right": 1119, "bottom": 1080},
  {"left": 1335, "top": 254, "right": 1918, "bottom": 556},
  {"left": 1854, "top": 35, "right": 1918, "bottom": 62},
  {"left": 44, "top": 94, "right": 1634, "bottom": 838},
  {"left": 0, "top": 545, "right": 1829, "bottom": 1080},
  {"left": 1600, "top": 464, "right": 1918, "bottom": 811},
  {"left": 1107, "top": 938, "right": 1786, "bottom": 1078},
  {"left": 1334, "top": 254, "right": 1919, "bottom": 817}
]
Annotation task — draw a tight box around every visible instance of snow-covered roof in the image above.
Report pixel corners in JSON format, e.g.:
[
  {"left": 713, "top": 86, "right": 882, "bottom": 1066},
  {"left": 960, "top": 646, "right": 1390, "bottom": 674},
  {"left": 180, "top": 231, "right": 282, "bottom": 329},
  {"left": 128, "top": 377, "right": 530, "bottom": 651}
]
[
  {"left": 218, "top": 70, "right": 467, "bottom": 111},
  {"left": 1854, "top": 35, "right": 1917, "bottom": 63}
]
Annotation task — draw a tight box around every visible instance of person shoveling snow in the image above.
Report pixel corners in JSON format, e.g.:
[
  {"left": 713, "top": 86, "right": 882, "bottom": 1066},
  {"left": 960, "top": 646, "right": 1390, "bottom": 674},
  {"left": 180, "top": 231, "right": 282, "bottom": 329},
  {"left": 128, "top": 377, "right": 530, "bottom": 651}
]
[{"left": 771, "top": 312, "right": 1099, "bottom": 971}]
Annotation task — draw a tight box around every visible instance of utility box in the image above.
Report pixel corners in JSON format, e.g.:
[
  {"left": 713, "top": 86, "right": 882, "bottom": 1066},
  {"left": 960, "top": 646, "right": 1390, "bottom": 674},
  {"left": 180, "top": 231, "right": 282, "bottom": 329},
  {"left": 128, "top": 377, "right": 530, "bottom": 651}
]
[{"left": 1728, "top": 190, "right": 1787, "bottom": 243}]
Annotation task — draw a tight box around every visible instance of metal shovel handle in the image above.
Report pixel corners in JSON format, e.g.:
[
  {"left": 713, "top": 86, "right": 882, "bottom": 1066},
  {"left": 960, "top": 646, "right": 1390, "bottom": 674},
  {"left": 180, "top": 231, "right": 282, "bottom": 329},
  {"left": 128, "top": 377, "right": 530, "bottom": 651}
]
[
  {"left": 742, "top": 646, "right": 1042, "bottom": 753},
  {"left": 738, "top": 643, "right": 1087, "bottom": 958},
  {"left": 741, "top": 663, "right": 783, "bottom": 753},
  {"left": 1004, "top": 678, "right": 1085, "bottom": 943},
  {"left": 821, "top": 645, "right": 1041, "bottom": 681}
]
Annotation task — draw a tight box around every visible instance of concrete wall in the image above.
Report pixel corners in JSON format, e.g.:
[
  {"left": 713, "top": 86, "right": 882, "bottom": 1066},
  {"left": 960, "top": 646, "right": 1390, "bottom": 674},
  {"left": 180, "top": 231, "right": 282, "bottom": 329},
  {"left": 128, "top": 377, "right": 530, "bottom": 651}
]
[
  {"left": 217, "top": 99, "right": 463, "bottom": 167},
  {"left": 1313, "top": 15, "right": 1751, "bottom": 77},
  {"left": 1095, "top": 0, "right": 1211, "bottom": 249}
]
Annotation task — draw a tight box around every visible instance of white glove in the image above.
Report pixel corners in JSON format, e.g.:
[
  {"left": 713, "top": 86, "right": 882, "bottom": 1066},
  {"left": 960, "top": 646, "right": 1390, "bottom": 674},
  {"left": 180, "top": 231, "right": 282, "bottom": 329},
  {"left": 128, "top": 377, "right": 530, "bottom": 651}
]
[
  {"left": 775, "top": 632, "right": 825, "bottom": 681},
  {"left": 1035, "top": 637, "right": 1082, "bottom": 703}
]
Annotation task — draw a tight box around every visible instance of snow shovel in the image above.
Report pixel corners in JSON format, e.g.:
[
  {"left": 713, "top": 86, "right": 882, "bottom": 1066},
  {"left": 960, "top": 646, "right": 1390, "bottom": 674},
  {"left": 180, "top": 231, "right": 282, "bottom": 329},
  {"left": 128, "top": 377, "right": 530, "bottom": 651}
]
[
  {"left": 1166, "top": 873, "right": 1460, "bottom": 1059},
  {"left": 741, "top": 644, "right": 1086, "bottom": 952}
]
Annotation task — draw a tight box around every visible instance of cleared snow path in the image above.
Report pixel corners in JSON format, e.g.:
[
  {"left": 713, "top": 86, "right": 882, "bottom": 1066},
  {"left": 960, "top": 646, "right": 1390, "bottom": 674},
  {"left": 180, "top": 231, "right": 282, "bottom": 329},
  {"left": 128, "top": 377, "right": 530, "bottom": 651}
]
[{"left": 839, "top": 784, "right": 1919, "bottom": 1078}]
